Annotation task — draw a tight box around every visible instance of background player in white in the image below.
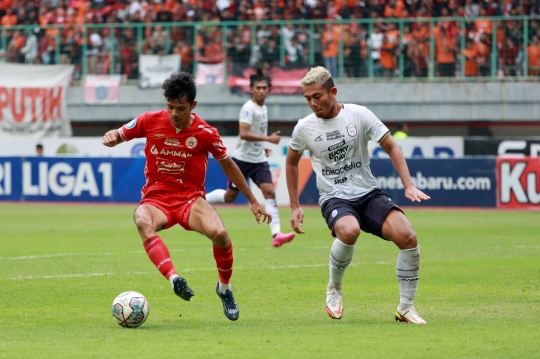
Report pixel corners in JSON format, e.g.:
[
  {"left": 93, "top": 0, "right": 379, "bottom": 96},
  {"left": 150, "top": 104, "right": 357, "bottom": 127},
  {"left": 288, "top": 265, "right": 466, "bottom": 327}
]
[
  {"left": 286, "top": 67, "right": 430, "bottom": 323},
  {"left": 206, "top": 68, "right": 296, "bottom": 247}
]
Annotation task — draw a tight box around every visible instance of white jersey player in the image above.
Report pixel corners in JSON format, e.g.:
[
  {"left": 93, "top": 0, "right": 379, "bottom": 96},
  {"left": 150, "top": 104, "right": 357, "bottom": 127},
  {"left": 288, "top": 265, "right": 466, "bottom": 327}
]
[
  {"left": 206, "top": 68, "right": 296, "bottom": 247},
  {"left": 286, "top": 66, "right": 430, "bottom": 323}
]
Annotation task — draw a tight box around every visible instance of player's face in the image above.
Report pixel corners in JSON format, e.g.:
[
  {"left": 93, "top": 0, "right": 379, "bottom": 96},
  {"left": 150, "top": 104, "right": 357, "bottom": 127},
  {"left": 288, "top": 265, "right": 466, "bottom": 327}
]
[
  {"left": 250, "top": 80, "right": 269, "bottom": 105},
  {"left": 166, "top": 96, "right": 197, "bottom": 128},
  {"left": 302, "top": 83, "right": 337, "bottom": 119}
]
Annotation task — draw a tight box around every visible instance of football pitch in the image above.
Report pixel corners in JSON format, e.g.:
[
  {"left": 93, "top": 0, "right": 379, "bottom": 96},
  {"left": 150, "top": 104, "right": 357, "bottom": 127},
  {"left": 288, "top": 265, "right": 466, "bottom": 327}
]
[{"left": 0, "top": 203, "right": 538, "bottom": 359}]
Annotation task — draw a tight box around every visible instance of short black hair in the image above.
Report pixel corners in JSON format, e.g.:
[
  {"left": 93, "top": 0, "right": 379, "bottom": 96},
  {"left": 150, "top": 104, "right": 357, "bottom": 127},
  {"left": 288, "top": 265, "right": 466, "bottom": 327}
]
[
  {"left": 321, "top": 77, "right": 335, "bottom": 91},
  {"left": 162, "top": 72, "right": 197, "bottom": 103},
  {"left": 36, "top": 144, "right": 43, "bottom": 149},
  {"left": 397, "top": 122, "right": 407, "bottom": 131},
  {"left": 250, "top": 68, "right": 272, "bottom": 90}
]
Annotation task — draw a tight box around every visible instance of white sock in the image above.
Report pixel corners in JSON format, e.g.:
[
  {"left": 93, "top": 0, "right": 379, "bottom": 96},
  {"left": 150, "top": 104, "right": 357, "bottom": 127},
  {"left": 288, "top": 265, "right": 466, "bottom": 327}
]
[
  {"left": 218, "top": 281, "right": 231, "bottom": 294},
  {"left": 169, "top": 274, "right": 178, "bottom": 288},
  {"left": 396, "top": 246, "right": 420, "bottom": 307},
  {"left": 328, "top": 239, "right": 355, "bottom": 289},
  {"left": 206, "top": 189, "right": 226, "bottom": 203},
  {"left": 265, "top": 198, "right": 281, "bottom": 236}
]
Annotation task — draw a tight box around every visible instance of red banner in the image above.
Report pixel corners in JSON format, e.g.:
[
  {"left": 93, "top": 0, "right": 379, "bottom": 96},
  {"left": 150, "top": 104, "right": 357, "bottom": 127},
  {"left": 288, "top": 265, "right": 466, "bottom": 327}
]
[
  {"left": 497, "top": 157, "right": 540, "bottom": 208},
  {"left": 228, "top": 65, "right": 308, "bottom": 95}
]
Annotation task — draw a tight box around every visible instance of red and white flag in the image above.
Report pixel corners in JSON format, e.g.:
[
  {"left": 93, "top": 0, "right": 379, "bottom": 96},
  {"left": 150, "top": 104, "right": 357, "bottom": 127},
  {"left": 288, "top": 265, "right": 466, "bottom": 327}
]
[
  {"left": 84, "top": 75, "right": 122, "bottom": 104},
  {"left": 195, "top": 63, "right": 225, "bottom": 85}
]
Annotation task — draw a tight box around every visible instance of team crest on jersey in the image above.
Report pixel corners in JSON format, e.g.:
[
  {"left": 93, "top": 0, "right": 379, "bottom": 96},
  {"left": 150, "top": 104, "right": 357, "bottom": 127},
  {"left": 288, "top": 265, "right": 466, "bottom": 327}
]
[
  {"left": 165, "top": 138, "right": 182, "bottom": 147},
  {"left": 347, "top": 124, "right": 357, "bottom": 137},
  {"left": 126, "top": 118, "right": 137, "bottom": 129},
  {"left": 242, "top": 111, "right": 249, "bottom": 118},
  {"left": 151, "top": 145, "right": 159, "bottom": 155},
  {"left": 186, "top": 136, "right": 197, "bottom": 148}
]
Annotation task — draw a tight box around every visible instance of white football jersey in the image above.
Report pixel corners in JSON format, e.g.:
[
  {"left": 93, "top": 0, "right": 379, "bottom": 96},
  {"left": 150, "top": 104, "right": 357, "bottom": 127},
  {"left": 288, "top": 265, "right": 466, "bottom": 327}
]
[
  {"left": 233, "top": 99, "right": 268, "bottom": 163},
  {"left": 289, "top": 104, "right": 390, "bottom": 206}
]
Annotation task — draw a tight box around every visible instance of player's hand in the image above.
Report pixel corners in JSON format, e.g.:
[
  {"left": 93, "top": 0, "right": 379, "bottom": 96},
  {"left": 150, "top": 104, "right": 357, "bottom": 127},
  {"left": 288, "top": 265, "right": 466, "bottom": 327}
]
[
  {"left": 290, "top": 207, "right": 305, "bottom": 234},
  {"left": 102, "top": 130, "right": 120, "bottom": 147},
  {"left": 268, "top": 131, "right": 281, "bottom": 144},
  {"left": 264, "top": 148, "right": 272, "bottom": 157},
  {"left": 250, "top": 202, "right": 272, "bottom": 224},
  {"left": 404, "top": 186, "right": 431, "bottom": 202}
]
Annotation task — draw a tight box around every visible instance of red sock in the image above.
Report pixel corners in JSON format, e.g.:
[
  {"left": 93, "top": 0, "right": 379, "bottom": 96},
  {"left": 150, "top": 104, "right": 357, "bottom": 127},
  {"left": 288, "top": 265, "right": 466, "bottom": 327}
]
[
  {"left": 213, "top": 242, "right": 233, "bottom": 284},
  {"left": 143, "top": 235, "right": 177, "bottom": 280}
]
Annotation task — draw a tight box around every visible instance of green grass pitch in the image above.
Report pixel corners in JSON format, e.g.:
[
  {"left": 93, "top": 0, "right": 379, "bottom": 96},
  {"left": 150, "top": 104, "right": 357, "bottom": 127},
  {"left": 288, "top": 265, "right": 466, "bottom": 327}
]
[{"left": 0, "top": 203, "right": 539, "bottom": 358}]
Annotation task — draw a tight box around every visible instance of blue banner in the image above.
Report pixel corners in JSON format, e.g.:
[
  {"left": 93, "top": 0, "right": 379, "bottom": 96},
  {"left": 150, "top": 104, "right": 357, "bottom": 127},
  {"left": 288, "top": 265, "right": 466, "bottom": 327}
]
[{"left": 300, "top": 158, "right": 497, "bottom": 207}]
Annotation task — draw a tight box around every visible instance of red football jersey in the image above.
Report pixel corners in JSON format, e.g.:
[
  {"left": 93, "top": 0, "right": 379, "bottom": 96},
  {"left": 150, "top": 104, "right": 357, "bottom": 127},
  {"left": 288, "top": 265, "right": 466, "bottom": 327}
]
[{"left": 119, "top": 110, "right": 228, "bottom": 199}]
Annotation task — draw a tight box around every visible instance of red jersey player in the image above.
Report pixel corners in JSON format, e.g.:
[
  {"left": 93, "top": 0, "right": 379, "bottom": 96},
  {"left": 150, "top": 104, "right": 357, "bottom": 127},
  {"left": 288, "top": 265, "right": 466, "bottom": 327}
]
[{"left": 102, "top": 72, "right": 271, "bottom": 321}]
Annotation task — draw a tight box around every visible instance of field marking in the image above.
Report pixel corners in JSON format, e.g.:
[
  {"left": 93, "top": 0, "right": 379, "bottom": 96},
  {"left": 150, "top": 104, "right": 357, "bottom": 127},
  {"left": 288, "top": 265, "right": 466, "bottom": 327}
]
[
  {"left": 0, "top": 249, "right": 211, "bottom": 261},
  {"left": 5, "top": 263, "right": 361, "bottom": 281}
]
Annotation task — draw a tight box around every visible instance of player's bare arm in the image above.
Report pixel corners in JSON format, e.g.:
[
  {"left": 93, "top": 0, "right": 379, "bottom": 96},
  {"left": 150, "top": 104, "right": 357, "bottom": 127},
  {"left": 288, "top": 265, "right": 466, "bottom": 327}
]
[
  {"left": 102, "top": 129, "right": 125, "bottom": 147},
  {"left": 217, "top": 156, "right": 272, "bottom": 224},
  {"left": 285, "top": 147, "right": 305, "bottom": 234},
  {"left": 380, "top": 135, "right": 430, "bottom": 202},
  {"left": 239, "top": 123, "right": 281, "bottom": 144}
]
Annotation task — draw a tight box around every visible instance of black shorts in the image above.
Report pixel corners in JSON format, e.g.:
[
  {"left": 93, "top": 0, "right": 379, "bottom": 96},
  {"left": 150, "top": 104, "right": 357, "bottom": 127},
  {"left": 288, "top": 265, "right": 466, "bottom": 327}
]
[
  {"left": 320, "top": 189, "right": 403, "bottom": 240},
  {"left": 227, "top": 157, "right": 273, "bottom": 190}
]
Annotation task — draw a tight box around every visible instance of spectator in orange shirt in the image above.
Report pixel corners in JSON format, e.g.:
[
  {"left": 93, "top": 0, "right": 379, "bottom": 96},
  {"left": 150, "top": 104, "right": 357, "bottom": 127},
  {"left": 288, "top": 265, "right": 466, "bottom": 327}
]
[
  {"left": 1, "top": 8, "right": 18, "bottom": 28},
  {"left": 380, "top": 35, "right": 397, "bottom": 77},
  {"left": 463, "top": 39, "right": 478, "bottom": 76},
  {"left": 474, "top": 8, "right": 493, "bottom": 35},
  {"left": 434, "top": 25, "right": 456, "bottom": 77},
  {"left": 321, "top": 24, "right": 339, "bottom": 77},
  {"left": 475, "top": 33, "right": 491, "bottom": 76},
  {"left": 527, "top": 35, "right": 540, "bottom": 76}
]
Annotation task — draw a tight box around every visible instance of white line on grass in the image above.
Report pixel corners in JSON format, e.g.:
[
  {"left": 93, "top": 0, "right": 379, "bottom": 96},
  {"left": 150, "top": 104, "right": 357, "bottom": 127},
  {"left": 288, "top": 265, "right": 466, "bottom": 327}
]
[{"left": 6, "top": 263, "right": 362, "bottom": 281}]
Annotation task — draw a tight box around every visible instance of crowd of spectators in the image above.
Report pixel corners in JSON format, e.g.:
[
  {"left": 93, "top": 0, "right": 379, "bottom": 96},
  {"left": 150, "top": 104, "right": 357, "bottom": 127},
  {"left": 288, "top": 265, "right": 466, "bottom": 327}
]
[{"left": 1, "top": 0, "right": 539, "bottom": 79}]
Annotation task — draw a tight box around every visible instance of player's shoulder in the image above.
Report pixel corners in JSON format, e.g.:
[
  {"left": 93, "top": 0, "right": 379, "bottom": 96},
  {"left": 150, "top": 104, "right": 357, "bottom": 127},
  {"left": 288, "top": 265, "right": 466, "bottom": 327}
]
[
  {"left": 142, "top": 109, "right": 168, "bottom": 119},
  {"left": 341, "top": 103, "right": 369, "bottom": 114},
  {"left": 193, "top": 115, "right": 219, "bottom": 137}
]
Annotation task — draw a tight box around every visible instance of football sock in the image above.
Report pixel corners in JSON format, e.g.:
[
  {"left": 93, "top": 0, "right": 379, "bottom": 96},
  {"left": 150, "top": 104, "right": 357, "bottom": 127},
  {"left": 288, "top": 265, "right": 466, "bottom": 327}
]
[
  {"left": 396, "top": 246, "right": 420, "bottom": 306},
  {"left": 213, "top": 242, "right": 233, "bottom": 288},
  {"left": 218, "top": 281, "right": 232, "bottom": 294},
  {"left": 265, "top": 198, "right": 281, "bottom": 236},
  {"left": 206, "top": 189, "right": 226, "bottom": 203},
  {"left": 328, "top": 239, "right": 356, "bottom": 289},
  {"left": 143, "top": 235, "right": 177, "bottom": 280}
]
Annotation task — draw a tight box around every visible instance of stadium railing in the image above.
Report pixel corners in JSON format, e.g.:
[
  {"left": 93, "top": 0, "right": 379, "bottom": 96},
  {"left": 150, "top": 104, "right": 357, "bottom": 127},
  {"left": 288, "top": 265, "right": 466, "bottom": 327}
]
[{"left": 1, "top": 16, "right": 538, "bottom": 81}]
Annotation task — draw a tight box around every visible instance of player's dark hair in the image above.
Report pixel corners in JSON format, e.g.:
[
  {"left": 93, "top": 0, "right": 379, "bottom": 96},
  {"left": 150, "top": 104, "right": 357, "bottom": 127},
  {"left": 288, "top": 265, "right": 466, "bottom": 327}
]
[
  {"left": 162, "top": 72, "right": 197, "bottom": 103},
  {"left": 249, "top": 68, "right": 272, "bottom": 90},
  {"left": 321, "top": 77, "right": 335, "bottom": 91},
  {"left": 397, "top": 122, "right": 407, "bottom": 131}
]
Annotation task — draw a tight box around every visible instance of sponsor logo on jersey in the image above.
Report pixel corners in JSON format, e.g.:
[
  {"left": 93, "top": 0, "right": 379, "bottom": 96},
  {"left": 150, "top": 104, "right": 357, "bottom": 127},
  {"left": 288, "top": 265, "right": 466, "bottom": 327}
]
[
  {"left": 186, "top": 136, "right": 197, "bottom": 148},
  {"left": 242, "top": 111, "right": 249, "bottom": 118},
  {"left": 328, "top": 139, "right": 346, "bottom": 151},
  {"left": 213, "top": 141, "right": 227, "bottom": 153},
  {"left": 164, "top": 138, "right": 182, "bottom": 147},
  {"left": 321, "top": 161, "right": 361, "bottom": 177},
  {"left": 126, "top": 118, "right": 137, "bottom": 129},
  {"left": 314, "top": 135, "right": 323, "bottom": 142},
  {"left": 151, "top": 145, "right": 159, "bottom": 155},
  {"left": 157, "top": 161, "right": 185, "bottom": 174},
  {"left": 326, "top": 130, "right": 344, "bottom": 141},
  {"left": 153, "top": 133, "right": 165, "bottom": 137},
  {"left": 198, "top": 125, "right": 213, "bottom": 134},
  {"left": 347, "top": 124, "right": 357, "bottom": 137},
  {"left": 159, "top": 149, "right": 193, "bottom": 158}
]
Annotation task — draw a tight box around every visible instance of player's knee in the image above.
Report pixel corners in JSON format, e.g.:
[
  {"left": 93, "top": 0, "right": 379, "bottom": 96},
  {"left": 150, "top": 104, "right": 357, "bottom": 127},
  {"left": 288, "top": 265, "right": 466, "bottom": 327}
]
[
  {"left": 401, "top": 230, "right": 418, "bottom": 249},
  {"left": 224, "top": 191, "right": 238, "bottom": 203},
  {"left": 134, "top": 216, "right": 153, "bottom": 234},
  {"left": 210, "top": 227, "right": 229, "bottom": 246},
  {"left": 263, "top": 189, "right": 276, "bottom": 198},
  {"left": 336, "top": 226, "right": 360, "bottom": 242}
]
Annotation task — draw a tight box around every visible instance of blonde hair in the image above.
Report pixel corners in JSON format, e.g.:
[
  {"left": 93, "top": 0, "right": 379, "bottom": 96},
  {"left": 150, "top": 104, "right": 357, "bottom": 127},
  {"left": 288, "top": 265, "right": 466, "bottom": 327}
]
[{"left": 300, "top": 66, "right": 333, "bottom": 87}]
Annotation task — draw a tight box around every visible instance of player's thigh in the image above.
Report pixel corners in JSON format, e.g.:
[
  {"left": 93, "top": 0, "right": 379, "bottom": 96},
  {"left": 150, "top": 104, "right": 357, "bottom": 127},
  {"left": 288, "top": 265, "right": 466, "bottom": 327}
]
[
  {"left": 333, "top": 215, "right": 361, "bottom": 245},
  {"left": 188, "top": 198, "right": 230, "bottom": 247},
  {"left": 381, "top": 209, "right": 417, "bottom": 250},
  {"left": 133, "top": 204, "right": 168, "bottom": 237},
  {"left": 258, "top": 182, "right": 276, "bottom": 198}
]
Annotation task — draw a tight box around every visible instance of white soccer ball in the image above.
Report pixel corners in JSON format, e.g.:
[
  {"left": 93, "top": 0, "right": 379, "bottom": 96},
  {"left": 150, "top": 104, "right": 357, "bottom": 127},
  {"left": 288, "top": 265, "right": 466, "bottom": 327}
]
[{"left": 111, "top": 291, "right": 150, "bottom": 328}]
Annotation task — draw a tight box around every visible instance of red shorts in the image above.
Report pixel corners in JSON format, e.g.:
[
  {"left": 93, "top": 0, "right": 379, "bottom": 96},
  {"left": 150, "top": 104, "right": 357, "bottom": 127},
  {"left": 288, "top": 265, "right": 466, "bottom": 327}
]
[{"left": 141, "top": 192, "right": 201, "bottom": 231}]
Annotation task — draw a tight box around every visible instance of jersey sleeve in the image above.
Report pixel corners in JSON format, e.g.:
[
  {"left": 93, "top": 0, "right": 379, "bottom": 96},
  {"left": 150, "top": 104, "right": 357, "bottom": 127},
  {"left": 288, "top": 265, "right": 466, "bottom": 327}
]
[
  {"left": 118, "top": 112, "right": 147, "bottom": 141},
  {"left": 239, "top": 103, "right": 254, "bottom": 126},
  {"left": 206, "top": 127, "right": 229, "bottom": 160},
  {"left": 363, "top": 108, "right": 390, "bottom": 144},
  {"left": 289, "top": 121, "right": 308, "bottom": 153}
]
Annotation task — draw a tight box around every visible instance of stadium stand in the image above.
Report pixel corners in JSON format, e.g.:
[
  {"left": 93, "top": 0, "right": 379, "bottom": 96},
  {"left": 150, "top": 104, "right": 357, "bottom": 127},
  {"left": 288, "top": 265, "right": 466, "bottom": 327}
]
[{"left": 1, "top": 0, "right": 539, "bottom": 80}]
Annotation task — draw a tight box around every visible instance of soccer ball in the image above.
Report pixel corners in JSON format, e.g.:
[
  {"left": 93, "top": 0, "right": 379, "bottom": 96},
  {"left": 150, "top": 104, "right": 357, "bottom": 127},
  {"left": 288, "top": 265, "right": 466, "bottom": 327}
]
[{"left": 111, "top": 291, "right": 150, "bottom": 328}]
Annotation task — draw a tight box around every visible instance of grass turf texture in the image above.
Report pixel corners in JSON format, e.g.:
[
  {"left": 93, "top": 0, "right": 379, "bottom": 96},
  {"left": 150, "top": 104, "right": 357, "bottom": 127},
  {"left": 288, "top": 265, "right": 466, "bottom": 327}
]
[{"left": 0, "top": 204, "right": 539, "bottom": 358}]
